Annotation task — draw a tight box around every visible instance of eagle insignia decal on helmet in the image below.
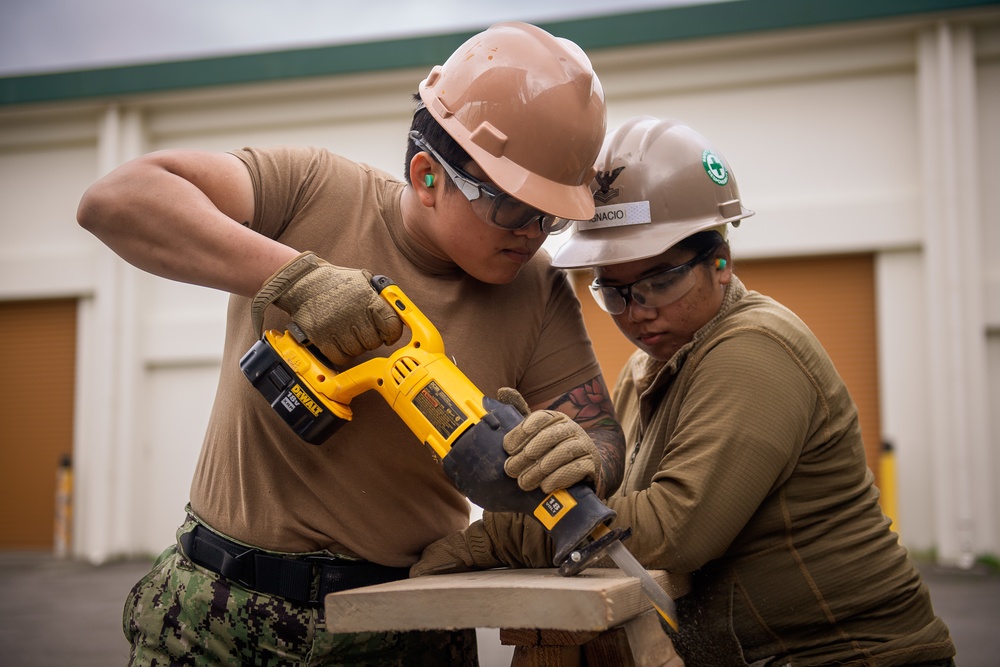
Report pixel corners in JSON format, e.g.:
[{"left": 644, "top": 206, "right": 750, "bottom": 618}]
[{"left": 594, "top": 167, "right": 625, "bottom": 204}]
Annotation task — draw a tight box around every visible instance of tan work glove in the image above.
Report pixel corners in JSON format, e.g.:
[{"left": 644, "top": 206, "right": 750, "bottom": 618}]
[
  {"left": 497, "top": 387, "right": 603, "bottom": 495},
  {"left": 410, "top": 519, "right": 505, "bottom": 577},
  {"left": 252, "top": 251, "right": 403, "bottom": 366}
]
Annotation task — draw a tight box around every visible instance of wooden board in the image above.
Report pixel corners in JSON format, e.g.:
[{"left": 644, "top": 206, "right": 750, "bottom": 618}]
[{"left": 325, "top": 568, "right": 670, "bottom": 633}]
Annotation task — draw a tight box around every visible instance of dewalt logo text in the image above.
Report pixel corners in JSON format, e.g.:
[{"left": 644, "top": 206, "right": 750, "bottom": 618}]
[{"left": 290, "top": 384, "right": 323, "bottom": 417}]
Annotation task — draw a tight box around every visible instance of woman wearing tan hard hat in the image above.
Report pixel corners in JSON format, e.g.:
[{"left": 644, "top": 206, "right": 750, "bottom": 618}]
[
  {"left": 415, "top": 116, "right": 956, "bottom": 666},
  {"left": 552, "top": 116, "right": 955, "bottom": 666}
]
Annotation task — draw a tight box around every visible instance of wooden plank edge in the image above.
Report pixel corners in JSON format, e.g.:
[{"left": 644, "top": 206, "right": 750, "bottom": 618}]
[{"left": 325, "top": 568, "right": 670, "bottom": 633}]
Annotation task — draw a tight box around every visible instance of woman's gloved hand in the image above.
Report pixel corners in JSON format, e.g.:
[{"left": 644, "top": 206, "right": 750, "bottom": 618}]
[
  {"left": 497, "top": 387, "right": 603, "bottom": 495},
  {"left": 410, "top": 519, "right": 505, "bottom": 577}
]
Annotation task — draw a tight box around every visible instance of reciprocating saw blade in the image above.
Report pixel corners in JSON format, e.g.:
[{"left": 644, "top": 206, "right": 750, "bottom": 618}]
[
  {"left": 606, "top": 539, "right": 679, "bottom": 630},
  {"left": 564, "top": 523, "right": 679, "bottom": 630}
]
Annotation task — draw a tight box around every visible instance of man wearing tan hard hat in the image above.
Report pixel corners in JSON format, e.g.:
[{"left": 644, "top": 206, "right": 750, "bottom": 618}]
[
  {"left": 78, "top": 23, "right": 625, "bottom": 665},
  {"left": 414, "top": 116, "right": 956, "bottom": 666}
]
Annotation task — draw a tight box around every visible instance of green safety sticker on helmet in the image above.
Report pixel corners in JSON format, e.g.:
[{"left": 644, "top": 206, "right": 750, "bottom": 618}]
[{"left": 702, "top": 149, "right": 729, "bottom": 186}]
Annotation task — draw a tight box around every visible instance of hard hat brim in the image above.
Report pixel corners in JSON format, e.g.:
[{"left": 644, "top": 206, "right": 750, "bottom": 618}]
[{"left": 550, "top": 209, "right": 753, "bottom": 269}]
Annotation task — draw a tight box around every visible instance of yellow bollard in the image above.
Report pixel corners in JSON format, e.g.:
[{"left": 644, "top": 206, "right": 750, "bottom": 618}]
[{"left": 54, "top": 454, "right": 73, "bottom": 558}]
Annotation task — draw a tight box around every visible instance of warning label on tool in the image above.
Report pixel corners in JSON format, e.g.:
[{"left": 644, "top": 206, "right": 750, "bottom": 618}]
[{"left": 413, "top": 381, "right": 467, "bottom": 439}]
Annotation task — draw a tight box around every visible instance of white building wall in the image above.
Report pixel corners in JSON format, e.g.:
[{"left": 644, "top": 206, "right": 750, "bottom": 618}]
[
  {"left": 916, "top": 22, "right": 995, "bottom": 567},
  {"left": 0, "top": 11, "right": 997, "bottom": 565},
  {"left": 978, "top": 24, "right": 1000, "bottom": 566}
]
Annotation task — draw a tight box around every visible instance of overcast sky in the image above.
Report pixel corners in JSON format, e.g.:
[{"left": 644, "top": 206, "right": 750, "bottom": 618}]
[{"left": 0, "top": 0, "right": 717, "bottom": 77}]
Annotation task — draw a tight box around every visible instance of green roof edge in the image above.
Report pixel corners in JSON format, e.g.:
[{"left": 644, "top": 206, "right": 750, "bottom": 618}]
[{"left": 2, "top": 0, "right": 997, "bottom": 107}]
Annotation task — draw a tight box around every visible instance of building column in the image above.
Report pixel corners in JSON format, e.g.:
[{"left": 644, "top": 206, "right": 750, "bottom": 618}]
[
  {"left": 916, "top": 22, "right": 992, "bottom": 567},
  {"left": 73, "top": 104, "right": 146, "bottom": 563}
]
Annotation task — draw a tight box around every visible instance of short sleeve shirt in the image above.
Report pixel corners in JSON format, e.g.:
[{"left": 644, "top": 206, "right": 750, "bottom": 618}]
[{"left": 189, "top": 146, "right": 601, "bottom": 566}]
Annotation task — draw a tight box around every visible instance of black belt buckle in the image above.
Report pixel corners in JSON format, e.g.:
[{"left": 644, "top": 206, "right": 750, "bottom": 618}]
[
  {"left": 229, "top": 547, "right": 260, "bottom": 590},
  {"left": 180, "top": 525, "right": 261, "bottom": 590}
]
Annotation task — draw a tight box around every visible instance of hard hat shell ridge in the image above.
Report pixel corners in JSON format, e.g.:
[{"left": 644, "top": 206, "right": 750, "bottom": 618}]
[
  {"left": 552, "top": 116, "right": 754, "bottom": 269},
  {"left": 419, "top": 22, "right": 607, "bottom": 221}
]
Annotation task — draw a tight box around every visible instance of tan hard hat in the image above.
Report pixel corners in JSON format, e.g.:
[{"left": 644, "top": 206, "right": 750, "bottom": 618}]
[
  {"left": 551, "top": 116, "right": 754, "bottom": 268},
  {"left": 418, "top": 22, "right": 606, "bottom": 221}
]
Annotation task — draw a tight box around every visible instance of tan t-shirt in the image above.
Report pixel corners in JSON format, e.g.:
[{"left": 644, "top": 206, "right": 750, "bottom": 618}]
[{"left": 189, "top": 146, "right": 601, "bottom": 567}]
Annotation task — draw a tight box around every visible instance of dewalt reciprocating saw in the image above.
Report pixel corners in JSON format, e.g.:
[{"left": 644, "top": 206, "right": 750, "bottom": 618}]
[{"left": 239, "top": 275, "right": 678, "bottom": 629}]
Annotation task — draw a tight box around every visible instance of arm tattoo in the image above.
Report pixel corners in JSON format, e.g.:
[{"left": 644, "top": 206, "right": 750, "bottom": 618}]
[{"left": 545, "top": 376, "right": 625, "bottom": 497}]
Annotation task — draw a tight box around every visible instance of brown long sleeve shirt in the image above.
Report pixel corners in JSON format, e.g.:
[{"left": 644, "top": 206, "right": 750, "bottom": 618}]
[{"left": 486, "top": 277, "right": 954, "bottom": 666}]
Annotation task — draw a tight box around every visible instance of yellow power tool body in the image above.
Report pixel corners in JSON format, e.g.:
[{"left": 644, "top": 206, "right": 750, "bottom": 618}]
[
  {"left": 239, "top": 275, "right": 679, "bottom": 628},
  {"left": 240, "top": 275, "right": 614, "bottom": 567}
]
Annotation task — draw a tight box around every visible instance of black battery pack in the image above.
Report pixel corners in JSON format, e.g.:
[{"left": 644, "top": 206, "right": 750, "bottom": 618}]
[{"left": 239, "top": 338, "right": 346, "bottom": 445}]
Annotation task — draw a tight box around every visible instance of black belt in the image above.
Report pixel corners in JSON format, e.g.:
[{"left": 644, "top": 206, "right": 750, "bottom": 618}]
[{"left": 179, "top": 524, "right": 409, "bottom": 606}]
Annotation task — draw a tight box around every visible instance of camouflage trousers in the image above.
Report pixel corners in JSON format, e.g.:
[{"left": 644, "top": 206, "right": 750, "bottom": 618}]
[{"left": 124, "top": 514, "right": 479, "bottom": 666}]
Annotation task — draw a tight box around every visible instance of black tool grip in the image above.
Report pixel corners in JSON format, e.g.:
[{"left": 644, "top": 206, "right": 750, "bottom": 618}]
[{"left": 442, "top": 398, "right": 615, "bottom": 565}]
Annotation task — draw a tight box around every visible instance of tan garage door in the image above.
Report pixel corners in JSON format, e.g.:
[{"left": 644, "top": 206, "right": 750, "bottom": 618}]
[
  {"left": 573, "top": 253, "right": 882, "bottom": 475},
  {"left": 0, "top": 299, "right": 77, "bottom": 549}
]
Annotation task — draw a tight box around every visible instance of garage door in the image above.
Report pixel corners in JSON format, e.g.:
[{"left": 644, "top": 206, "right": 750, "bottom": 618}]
[
  {"left": 0, "top": 299, "right": 77, "bottom": 549},
  {"left": 573, "top": 253, "right": 882, "bottom": 475}
]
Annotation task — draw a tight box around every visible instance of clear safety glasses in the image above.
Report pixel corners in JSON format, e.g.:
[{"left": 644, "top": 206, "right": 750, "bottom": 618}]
[
  {"left": 590, "top": 246, "right": 717, "bottom": 315},
  {"left": 409, "top": 131, "right": 572, "bottom": 234}
]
